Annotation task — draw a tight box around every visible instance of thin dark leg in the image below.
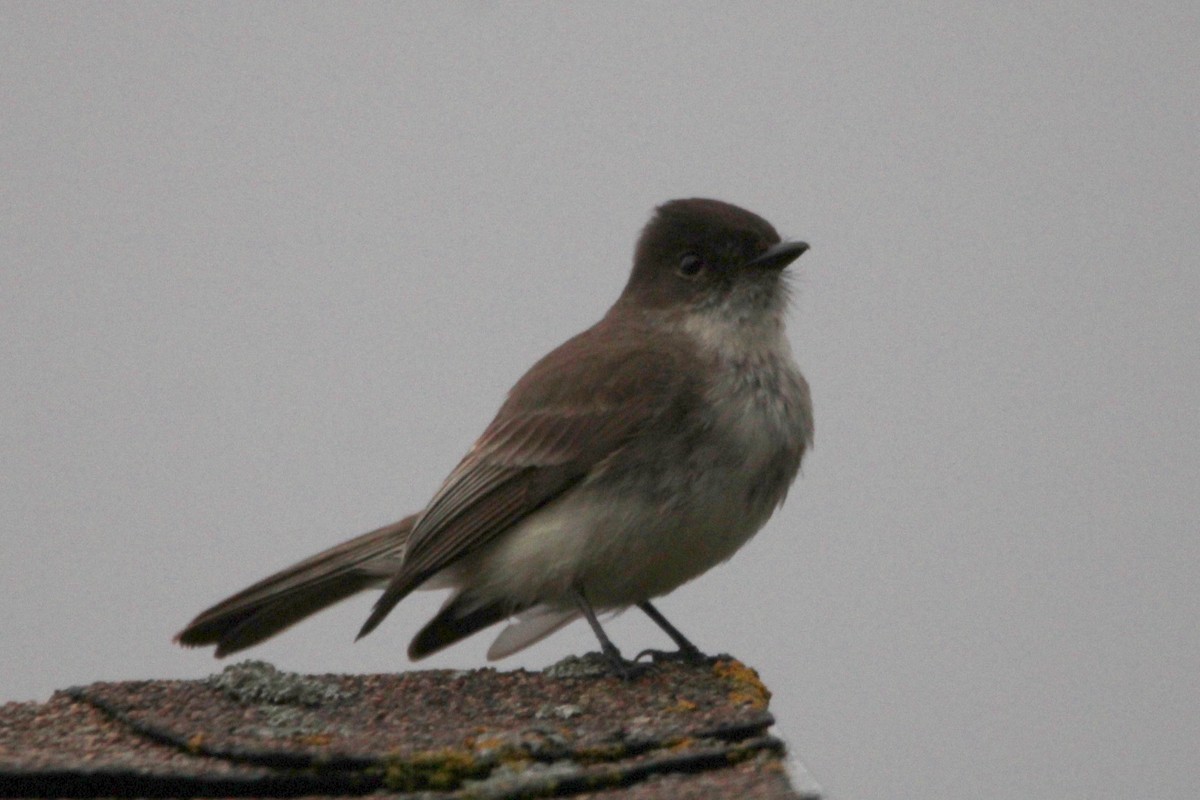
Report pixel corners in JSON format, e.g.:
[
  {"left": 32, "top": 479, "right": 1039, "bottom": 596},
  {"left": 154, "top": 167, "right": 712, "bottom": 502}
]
[
  {"left": 573, "top": 587, "right": 625, "bottom": 664},
  {"left": 636, "top": 600, "right": 706, "bottom": 663},
  {"left": 573, "top": 587, "right": 647, "bottom": 678}
]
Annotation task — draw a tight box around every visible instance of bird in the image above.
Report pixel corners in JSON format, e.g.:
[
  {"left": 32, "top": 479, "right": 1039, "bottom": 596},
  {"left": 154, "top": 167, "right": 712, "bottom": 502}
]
[{"left": 176, "top": 198, "right": 813, "bottom": 672}]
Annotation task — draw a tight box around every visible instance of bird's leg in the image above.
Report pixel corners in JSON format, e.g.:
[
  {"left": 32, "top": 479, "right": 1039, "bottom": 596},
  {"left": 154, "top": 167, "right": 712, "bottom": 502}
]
[
  {"left": 635, "top": 600, "right": 707, "bottom": 663},
  {"left": 573, "top": 587, "right": 645, "bottom": 679}
]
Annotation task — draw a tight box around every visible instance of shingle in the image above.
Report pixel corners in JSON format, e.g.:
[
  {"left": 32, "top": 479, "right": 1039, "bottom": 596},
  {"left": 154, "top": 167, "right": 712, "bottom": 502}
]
[{"left": 0, "top": 656, "right": 819, "bottom": 799}]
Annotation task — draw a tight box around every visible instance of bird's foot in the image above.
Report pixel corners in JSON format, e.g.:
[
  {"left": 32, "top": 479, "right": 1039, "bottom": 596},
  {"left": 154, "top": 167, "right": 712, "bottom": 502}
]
[
  {"left": 599, "top": 643, "right": 651, "bottom": 680},
  {"left": 634, "top": 644, "right": 711, "bottom": 665}
]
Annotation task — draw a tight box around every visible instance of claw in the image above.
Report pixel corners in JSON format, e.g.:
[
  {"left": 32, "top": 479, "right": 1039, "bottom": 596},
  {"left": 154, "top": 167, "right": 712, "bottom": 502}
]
[{"left": 635, "top": 646, "right": 709, "bottom": 665}]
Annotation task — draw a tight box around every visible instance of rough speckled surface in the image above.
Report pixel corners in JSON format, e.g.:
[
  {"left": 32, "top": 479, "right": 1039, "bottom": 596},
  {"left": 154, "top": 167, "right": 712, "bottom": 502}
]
[{"left": 0, "top": 656, "right": 818, "bottom": 798}]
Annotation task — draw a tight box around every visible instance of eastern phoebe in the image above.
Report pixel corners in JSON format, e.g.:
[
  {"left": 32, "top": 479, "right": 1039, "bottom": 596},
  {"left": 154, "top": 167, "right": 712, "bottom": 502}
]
[{"left": 176, "top": 198, "right": 813, "bottom": 671}]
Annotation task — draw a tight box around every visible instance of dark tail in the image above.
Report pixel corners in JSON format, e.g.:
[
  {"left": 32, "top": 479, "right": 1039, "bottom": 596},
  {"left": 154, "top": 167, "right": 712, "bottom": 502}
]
[
  {"left": 407, "top": 594, "right": 511, "bottom": 660},
  {"left": 175, "top": 515, "right": 416, "bottom": 657}
]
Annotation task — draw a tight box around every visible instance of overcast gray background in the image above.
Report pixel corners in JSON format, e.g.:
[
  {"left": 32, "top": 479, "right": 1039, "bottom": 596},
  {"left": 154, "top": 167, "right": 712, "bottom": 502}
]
[{"left": 3, "top": 4, "right": 1197, "bottom": 798}]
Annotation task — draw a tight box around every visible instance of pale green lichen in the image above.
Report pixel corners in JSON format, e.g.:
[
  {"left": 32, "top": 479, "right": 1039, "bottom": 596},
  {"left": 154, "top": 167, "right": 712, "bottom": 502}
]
[{"left": 207, "top": 659, "right": 351, "bottom": 707}]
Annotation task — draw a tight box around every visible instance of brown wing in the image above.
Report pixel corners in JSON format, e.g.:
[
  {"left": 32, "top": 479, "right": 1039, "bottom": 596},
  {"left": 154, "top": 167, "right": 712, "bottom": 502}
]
[{"left": 357, "top": 316, "right": 700, "bottom": 637}]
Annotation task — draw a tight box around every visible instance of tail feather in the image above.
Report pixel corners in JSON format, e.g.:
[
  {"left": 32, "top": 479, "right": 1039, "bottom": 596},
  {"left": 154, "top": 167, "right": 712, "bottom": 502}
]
[
  {"left": 175, "top": 515, "right": 415, "bottom": 656},
  {"left": 486, "top": 608, "right": 579, "bottom": 660},
  {"left": 407, "top": 593, "right": 512, "bottom": 660}
]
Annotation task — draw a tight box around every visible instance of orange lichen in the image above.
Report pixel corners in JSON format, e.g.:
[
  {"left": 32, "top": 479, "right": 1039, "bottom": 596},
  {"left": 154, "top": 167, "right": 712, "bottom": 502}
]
[
  {"left": 668, "top": 736, "right": 697, "bottom": 752},
  {"left": 666, "top": 697, "right": 698, "bottom": 713},
  {"left": 380, "top": 747, "right": 486, "bottom": 792},
  {"left": 712, "top": 659, "right": 771, "bottom": 710},
  {"left": 296, "top": 733, "right": 333, "bottom": 746}
]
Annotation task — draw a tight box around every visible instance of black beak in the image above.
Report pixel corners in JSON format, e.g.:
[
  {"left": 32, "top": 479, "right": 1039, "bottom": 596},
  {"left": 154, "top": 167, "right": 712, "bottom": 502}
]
[{"left": 745, "top": 240, "right": 810, "bottom": 271}]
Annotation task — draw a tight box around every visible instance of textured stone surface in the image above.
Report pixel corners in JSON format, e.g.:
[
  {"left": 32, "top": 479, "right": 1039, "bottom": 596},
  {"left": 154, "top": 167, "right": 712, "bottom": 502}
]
[{"left": 0, "top": 656, "right": 819, "bottom": 798}]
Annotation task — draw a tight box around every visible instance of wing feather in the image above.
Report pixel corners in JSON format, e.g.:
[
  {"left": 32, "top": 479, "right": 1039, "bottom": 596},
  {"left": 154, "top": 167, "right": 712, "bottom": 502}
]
[{"left": 357, "top": 318, "right": 702, "bottom": 638}]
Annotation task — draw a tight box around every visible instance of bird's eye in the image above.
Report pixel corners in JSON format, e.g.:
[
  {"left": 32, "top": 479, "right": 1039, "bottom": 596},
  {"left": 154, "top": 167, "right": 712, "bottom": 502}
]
[{"left": 677, "top": 253, "right": 705, "bottom": 279}]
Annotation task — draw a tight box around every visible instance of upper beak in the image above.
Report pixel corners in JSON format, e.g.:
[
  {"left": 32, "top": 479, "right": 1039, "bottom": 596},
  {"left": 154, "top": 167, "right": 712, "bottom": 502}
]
[{"left": 745, "top": 240, "right": 809, "bottom": 271}]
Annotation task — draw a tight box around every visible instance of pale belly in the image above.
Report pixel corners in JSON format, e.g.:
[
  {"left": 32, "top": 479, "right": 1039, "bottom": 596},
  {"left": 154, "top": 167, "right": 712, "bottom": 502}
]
[
  {"left": 448, "top": 481, "right": 774, "bottom": 611},
  {"left": 446, "top": 381, "right": 801, "bottom": 611},
  {"left": 443, "top": 328, "right": 810, "bottom": 613}
]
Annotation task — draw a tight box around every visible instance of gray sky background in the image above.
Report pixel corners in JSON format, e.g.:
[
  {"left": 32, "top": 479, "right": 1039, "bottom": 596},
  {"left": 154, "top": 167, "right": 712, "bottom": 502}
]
[{"left": 3, "top": 4, "right": 1197, "bottom": 798}]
